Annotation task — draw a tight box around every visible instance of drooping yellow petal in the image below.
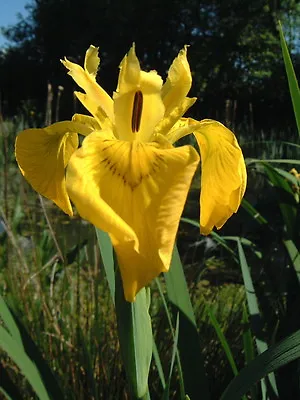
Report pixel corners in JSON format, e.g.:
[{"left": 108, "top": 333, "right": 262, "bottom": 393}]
[
  {"left": 113, "top": 45, "right": 165, "bottom": 142},
  {"left": 161, "top": 46, "right": 192, "bottom": 116},
  {"left": 66, "top": 131, "right": 199, "bottom": 301},
  {"left": 62, "top": 45, "right": 114, "bottom": 121},
  {"left": 193, "top": 120, "right": 247, "bottom": 235},
  {"left": 15, "top": 121, "right": 90, "bottom": 215}
]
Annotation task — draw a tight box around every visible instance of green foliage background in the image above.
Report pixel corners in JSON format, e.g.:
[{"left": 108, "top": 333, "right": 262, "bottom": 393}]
[
  {"left": 1, "top": 2, "right": 300, "bottom": 400},
  {"left": 0, "top": 0, "right": 299, "bottom": 130}
]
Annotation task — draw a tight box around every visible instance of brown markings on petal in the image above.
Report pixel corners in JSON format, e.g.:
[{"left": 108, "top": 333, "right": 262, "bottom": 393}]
[
  {"left": 101, "top": 141, "right": 167, "bottom": 191},
  {"left": 131, "top": 91, "right": 143, "bottom": 133}
]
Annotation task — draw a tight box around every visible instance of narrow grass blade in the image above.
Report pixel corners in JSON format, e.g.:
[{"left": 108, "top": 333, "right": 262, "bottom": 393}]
[
  {"left": 206, "top": 306, "right": 247, "bottom": 400},
  {"left": 242, "top": 305, "right": 255, "bottom": 365},
  {"left": 206, "top": 305, "right": 238, "bottom": 376},
  {"left": 241, "top": 198, "right": 268, "bottom": 225},
  {"left": 168, "top": 313, "right": 180, "bottom": 382},
  {"left": 243, "top": 140, "right": 300, "bottom": 149},
  {"left": 237, "top": 239, "right": 278, "bottom": 397},
  {"left": 165, "top": 246, "right": 196, "bottom": 325},
  {"left": 180, "top": 217, "right": 200, "bottom": 230},
  {"left": 273, "top": 167, "right": 299, "bottom": 186},
  {"left": 0, "top": 293, "right": 23, "bottom": 348},
  {"left": 181, "top": 217, "right": 237, "bottom": 259},
  {"left": 0, "top": 363, "right": 23, "bottom": 400},
  {"left": 247, "top": 158, "right": 300, "bottom": 165},
  {"left": 95, "top": 228, "right": 115, "bottom": 303},
  {"left": 0, "top": 297, "right": 64, "bottom": 400},
  {"left": 77, "top": 326, "right": 99, "bottom": 400},
  {"left": 152, "top": 337, "right": 166, "bottom": 390},
  {"left": 263, "top": 162, "right": 297, "bottom": 239},
  {"left": 0, "top": 326, "right": 51, "bottom": 400},
  {"left": 155, "top": 277, "right": 185, "bottom": 398},
  {"left": 278, "top": 21, "right": 300, "bottom": 135},
  {"left": 237, "top": 240, "right": 266, "bottom": 343},
  {"left": 221, "top": 329, "right": 300, "bottom": 400},
  {"left": 164, "top": 245, "right": 210, "bottom": 400},
  {"left": 223, "top": 236, "right": 262, "bottom": 259},
  {"left": 281, "top": 141, "right": 300, "bottom": 149},
  {"left": 162, "top": 313, "right": 180, "bottom": 400},
  {"left": 242, "top": 305, "right": 258, "bottom": 400},
  {"left": 115, "top": 267, "right": 152, "bottom": 399},
  {"left": 0, "top": 388, "right": 14, "bottom": 400},
  {"left": 283, "top": 239, "right": 300, "bottom": 281}
]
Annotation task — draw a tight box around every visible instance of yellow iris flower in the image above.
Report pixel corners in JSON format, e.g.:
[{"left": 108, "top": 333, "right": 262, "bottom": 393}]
[{"left": 15, "top": 45, "right": 247, "bottom": 302}]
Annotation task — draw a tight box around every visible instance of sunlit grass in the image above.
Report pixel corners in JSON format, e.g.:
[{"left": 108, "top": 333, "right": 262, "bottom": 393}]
[
  {"left": 0, "top": 122, "right": 249, "bottom": 397},
  {"left": 1, "top": 46, "right": 300, "bottom": 397}
]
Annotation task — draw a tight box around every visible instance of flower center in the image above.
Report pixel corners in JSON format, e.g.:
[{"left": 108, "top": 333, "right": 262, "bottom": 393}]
[
  {"left": 100, "top": 140, "right": 165, "bottom": 191},
  {"left": 131, "top": 91, "right": 143, "bottom": 133}
]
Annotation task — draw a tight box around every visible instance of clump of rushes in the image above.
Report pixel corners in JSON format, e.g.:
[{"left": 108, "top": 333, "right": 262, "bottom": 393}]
[{"left": 15, "top": 45, "right": 246, "bottom": 302}]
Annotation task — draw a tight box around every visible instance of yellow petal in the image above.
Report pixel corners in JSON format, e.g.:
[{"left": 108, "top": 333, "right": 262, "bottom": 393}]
[
  {"left": 161, "top": 46, "right": 192, "bottom": 116},
  {"left": 66, "top": 132, "right": 199, "bottom": 301},
  {"left": 74, "top": 91, "right": 111, "bottom": 128},
  {"left": 113, "top": 45, "right": 165, "bottom": 142},
  {"left": 193, "top": 120, "right": 247, "bottom": 234},
  {"left": 72, "top": 113, "right": 101, "bottom": 134},
  {"left": 62, "top": 46, "right": 114, "bottom": 121},
  {"left": 157, "top": 116, "right": 200, "bottom": 145},
  {"left": 84, "top": 45, "right": 99, "bottom": 76},
  {"left": 155, "top": 98, "right": 196, "bottom": 138},
  {"left": 116, "top": 44, "right": 140, "bottom": 93},
  {"left": 15, "top": 121, "right": 81, "bottom": 215}
]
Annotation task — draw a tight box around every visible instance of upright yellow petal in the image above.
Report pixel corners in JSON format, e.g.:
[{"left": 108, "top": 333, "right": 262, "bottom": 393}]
[
  {"left": 15, "top": 121, "right": 89, "bottom": 215},
  {"left": 193, "top": 120, "right": 247, "bottom": 235},
  {"left": 66, "top": 131, "right": 199, "bottom": 301},
  {"left": 161, "top": 46, "right": 192, "bottom": 116},
  {"left": 74, "top": 91, "right": 110, "bottom": 128},
  {"left": 71, "top": 113, "right": 101, "bottom": 134},
  {"left": 116, "top": 44, "right": 141, "bottom": 93},
  {"left": 62, "top": 46, "right": 114, "bottom": 121},
  {"left": 113, "top": 45, "right": 165, "bottom": 142},
  {"left": 155, "top": 99, "right": 197, "bottom": 138},
  {"left": 72, "top": 111, "right": 115, "bottom": 138},
  {"left": 84, "top": 45, "right": 99, "bottom": 76}
]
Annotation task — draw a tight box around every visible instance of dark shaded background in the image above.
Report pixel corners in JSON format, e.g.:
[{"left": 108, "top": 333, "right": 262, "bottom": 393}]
[{"left": 0, "top": 0, "right": 299, "bottom": 131}]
